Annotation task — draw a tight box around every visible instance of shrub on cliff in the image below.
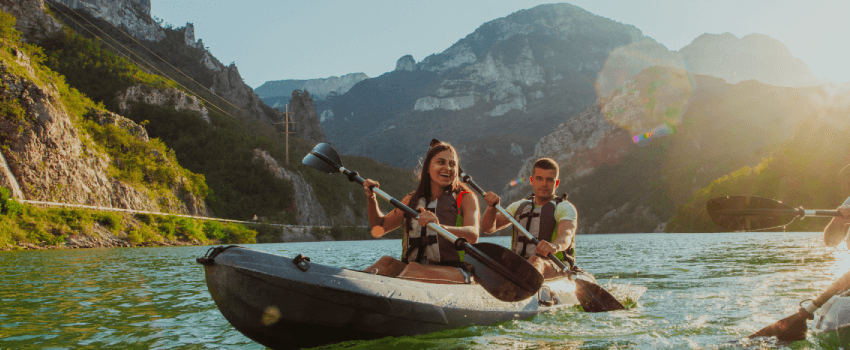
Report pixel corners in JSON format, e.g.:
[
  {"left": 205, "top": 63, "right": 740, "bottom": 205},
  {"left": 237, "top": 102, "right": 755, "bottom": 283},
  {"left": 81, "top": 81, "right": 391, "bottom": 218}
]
[{"left": 0, "top": 186, "right": 21, "bottom": 216}]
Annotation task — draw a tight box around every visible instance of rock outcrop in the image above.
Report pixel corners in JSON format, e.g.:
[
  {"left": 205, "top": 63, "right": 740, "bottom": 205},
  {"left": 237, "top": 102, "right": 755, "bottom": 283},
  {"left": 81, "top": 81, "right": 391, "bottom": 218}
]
[
  {"left": 50, "top": 0, "right": 165, "bottom": 41},
  {"left": 0, "top": 0, "right": 63, "bottom": 40},
  {"left": 116, "top": 84, "right": 211, "bottom": 123},
  {"left": 44, "top": 0, "right": 277, "bottom": 125},
  {"left": 251, "top": 149, "right": 363, "bottom": 226},
  {"left": 286, "top": 90, "right": 326, "bottom": 144},
  {"left": 395, "top": 55, "right": 416, "bottom": 72},
  {"left": 0, "top": 52, "right": 208, "bottom": 216}
]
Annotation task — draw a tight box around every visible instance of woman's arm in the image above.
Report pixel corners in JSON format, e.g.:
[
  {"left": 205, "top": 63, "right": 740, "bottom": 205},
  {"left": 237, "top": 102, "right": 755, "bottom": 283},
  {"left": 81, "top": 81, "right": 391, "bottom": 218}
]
[{"left": 364, "top": 179, "right": 406, "bottom": 237}]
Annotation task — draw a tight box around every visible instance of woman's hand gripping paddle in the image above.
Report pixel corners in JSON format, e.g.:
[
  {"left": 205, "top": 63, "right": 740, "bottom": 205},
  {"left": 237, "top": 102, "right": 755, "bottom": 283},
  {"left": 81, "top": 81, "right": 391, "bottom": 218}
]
[
  {"left": 459, "top": 170, "right": 626, "bottom": 312},
  {"left": 302, "top": 143, "right": 544, "bottom": 302}
]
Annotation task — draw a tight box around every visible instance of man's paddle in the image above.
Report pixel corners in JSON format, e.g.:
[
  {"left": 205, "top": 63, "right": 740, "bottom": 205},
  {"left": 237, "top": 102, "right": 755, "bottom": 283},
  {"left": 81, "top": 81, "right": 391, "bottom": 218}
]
[
  {"left": 749, "top": 270, "right": 850, "bottom": 341},
  {"left": 706, "top": 196, "right": 841, "bottom": 231},
  {"left": 302, "top": 143, "right": 544, "bottom": 303},
  {"left": 458, "top": 170, "right": 626, "bottom": 312}
]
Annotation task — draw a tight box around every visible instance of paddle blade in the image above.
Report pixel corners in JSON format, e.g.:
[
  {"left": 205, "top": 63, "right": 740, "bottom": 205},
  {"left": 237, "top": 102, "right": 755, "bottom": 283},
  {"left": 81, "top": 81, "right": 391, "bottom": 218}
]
[
  {"left": 706, "top": 196, "right": 799, "bottom": 231},
  {"left": 302, "top": 143, "right": 343, "bottom": 174},
  {"left": 749, "top": 309, "right": 811, "bottom": 342},
  {"left": 464, "top": 243, "right": 544, "bottom": 302},
  {"left": 574, "top": 278, "right": 626, "bottom": 312}
]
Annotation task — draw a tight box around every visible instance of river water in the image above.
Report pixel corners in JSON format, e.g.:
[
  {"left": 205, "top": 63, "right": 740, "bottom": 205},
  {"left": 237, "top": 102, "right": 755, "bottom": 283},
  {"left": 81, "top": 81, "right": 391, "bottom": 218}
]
[{"left": 1, "top": 232, "right": 848, "bottom": 349}]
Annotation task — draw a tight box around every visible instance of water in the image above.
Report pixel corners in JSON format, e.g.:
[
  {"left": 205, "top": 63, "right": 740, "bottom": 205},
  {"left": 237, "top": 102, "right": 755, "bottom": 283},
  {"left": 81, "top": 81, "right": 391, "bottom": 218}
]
[{"left": 1, "top": 232, "right": 848, "bottom": 349}]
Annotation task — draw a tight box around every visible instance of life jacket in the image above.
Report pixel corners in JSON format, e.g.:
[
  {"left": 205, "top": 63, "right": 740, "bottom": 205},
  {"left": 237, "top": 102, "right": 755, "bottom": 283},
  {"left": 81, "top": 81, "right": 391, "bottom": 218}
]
[
  {"left": 510, "top": 193, "right": 576, "bottom": 267},
  {"left": 402, "top": 189, "right": 469, "bottom": 266}
]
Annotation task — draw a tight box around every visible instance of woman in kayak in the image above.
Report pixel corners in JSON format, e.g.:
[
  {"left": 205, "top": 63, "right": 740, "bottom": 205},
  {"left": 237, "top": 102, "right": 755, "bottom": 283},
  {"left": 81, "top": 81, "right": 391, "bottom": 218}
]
[{"left": 361, "top": 141, "right": 480, "bottom": 284}]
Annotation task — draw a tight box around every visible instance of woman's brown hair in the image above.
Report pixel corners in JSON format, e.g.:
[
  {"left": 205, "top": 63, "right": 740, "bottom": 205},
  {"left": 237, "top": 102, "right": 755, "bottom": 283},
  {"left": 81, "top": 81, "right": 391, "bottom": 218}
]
[{"left": 404, "top": 141, "right": 466, "bottom": 231}]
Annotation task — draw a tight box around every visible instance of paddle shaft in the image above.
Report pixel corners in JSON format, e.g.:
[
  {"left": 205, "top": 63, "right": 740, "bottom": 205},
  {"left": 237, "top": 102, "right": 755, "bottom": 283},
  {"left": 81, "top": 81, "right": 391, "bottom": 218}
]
[
  {"left": 320, "top": 161, "right": 540, "bottom": 294},
  {"left": 714, "top": 208, "right": 841, "bottom": 217},
  {"left": 460, "top": 174, "right": 569, "bottom": 272}
]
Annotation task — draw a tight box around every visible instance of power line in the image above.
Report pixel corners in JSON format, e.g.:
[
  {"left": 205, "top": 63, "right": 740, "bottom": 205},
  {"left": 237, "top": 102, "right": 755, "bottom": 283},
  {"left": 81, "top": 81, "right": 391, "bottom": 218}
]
[{"left": 48, "top": 3, "right": 241, "bottom": 120}]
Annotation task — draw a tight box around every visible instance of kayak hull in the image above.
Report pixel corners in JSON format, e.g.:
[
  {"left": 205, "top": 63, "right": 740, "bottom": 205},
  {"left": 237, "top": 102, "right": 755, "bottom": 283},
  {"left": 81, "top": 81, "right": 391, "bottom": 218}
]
[{"left": 200, "top": 246, "right": 587, "bottom": 349}]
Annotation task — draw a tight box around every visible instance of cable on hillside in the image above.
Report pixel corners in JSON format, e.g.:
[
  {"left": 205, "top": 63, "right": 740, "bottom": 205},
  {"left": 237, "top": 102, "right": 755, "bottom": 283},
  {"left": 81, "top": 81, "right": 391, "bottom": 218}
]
[{"left": 48, "top": 3, "right": 241, "bottom": 120}]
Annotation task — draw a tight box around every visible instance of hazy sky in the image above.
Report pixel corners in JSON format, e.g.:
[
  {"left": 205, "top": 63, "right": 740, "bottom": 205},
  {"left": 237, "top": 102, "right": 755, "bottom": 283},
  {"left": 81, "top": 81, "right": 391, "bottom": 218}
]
[{"left": 150, "top": 0, "right": 850, "bottom": 89}]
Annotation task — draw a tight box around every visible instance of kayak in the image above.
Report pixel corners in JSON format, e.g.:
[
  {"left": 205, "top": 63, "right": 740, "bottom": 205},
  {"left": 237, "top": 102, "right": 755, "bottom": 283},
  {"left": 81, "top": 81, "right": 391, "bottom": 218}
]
[
  {"left": 812, "top": 290, "right": 850, "bottom": 346},
  {"left": 197, "top": 245, "right": 595, "bottom": 349}
]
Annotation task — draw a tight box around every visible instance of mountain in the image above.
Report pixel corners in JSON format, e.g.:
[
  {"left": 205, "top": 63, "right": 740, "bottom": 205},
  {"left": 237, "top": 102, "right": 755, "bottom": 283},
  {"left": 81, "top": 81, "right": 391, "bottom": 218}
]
[
  {"left": 680, "top": 33, "right": 822, "bottom": 87},
  {"left": 503, "top": 66, "right": 832, "bottom": 234},
  {"left": 0, "top": 0, "right": 419, "bottom": 234},
  {"left": 316, "top": 3, "right": 648, "bottom": 191},
  {"left": 255, "top": 73, "right": 369, "bottom": 107}
]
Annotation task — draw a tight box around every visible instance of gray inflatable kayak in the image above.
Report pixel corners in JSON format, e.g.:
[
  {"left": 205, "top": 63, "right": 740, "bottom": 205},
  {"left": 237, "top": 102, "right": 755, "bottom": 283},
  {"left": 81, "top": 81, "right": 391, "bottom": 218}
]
[{"left": 197, "top": 245, "right": 593, "bottom": 349}]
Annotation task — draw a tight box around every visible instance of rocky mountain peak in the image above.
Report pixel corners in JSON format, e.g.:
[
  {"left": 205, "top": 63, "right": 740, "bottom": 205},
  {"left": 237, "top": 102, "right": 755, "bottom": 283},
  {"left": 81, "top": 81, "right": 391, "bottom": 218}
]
[
  {"left": 680, "top": 32, "right": 821, "bottom": 87},
  {"left": 395, "top": 55, "right": 416, "bottom": 72},
  {"left": 180, "top": 23, "right": 204, "bottom": 50}
]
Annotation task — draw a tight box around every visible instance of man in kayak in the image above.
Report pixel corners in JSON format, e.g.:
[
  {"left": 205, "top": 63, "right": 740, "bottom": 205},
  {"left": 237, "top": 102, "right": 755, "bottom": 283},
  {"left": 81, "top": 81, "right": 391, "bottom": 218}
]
[
  {"left": 480, "top": 158, "right": 577, "bottom": 278},
  {"left": 361, "top": 141, "right": 480, "bottom": 284}
]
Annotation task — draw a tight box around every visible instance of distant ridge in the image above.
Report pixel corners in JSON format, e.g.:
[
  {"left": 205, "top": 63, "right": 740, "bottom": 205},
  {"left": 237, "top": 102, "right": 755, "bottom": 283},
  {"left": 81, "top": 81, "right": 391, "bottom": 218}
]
[{"left": 255, "top": 73, "right": 369, "bottom": 104}]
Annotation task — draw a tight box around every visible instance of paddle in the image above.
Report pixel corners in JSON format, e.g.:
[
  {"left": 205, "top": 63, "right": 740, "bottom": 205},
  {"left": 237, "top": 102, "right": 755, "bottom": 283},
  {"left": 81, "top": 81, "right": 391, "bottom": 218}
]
[
  {"left": 706, "top": 196, "right": 841, "bottom": 231},
  {"left": 458, "top": 169, "right": 626, "bottom": 312},
  {"left": 749, "top": 270, "right": 850, "bottom": 341},
  {"left": 302, "top": 143, "right": 544, "bottom": 302}
]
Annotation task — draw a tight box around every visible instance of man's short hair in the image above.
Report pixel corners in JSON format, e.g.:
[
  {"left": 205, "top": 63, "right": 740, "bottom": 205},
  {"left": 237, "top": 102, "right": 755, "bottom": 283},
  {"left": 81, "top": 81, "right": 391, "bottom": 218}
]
[{"left": 533, "top": 158, "right": 559, "bottom": 177}]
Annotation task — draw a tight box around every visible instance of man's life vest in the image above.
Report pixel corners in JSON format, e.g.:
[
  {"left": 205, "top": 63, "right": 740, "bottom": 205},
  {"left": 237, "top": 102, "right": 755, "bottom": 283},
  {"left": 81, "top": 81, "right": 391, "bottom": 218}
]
[
  {"left": 510, "top": 193, "right": 576, "bottom": 267},
  {"left": 402, "top": 189, "right": 469, "bottom": 266}
]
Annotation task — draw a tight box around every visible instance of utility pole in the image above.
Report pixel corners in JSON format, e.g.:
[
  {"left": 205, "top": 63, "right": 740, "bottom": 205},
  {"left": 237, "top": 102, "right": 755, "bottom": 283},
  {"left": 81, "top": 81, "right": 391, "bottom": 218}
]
[{"left": 274, "top": 104, "right": 297, "bottom": 164}]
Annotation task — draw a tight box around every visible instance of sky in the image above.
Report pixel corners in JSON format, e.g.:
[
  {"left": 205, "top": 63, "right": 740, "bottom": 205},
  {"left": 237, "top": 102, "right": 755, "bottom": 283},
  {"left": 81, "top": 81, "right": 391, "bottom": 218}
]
[{"left": 150, "top": 0, "right": 850, "bottom": 89}]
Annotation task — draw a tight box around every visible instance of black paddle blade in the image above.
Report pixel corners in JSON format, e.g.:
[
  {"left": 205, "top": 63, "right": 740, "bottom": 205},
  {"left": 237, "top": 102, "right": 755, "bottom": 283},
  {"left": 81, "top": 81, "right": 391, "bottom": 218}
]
[
  {"left": 749, "top": 309, "right": 811, "bottom": 341},
  {"left": 706, "top": 196, "right": 799, "bottom": 231},
  {"left": 574, "top": 278, "right": 626, "bottom": 312},
  {"left": 302, "top": 143, "right": 343, "bottom": 174},
  {"left": 464, "top": 242, "right": 544, "bottom": 302}
]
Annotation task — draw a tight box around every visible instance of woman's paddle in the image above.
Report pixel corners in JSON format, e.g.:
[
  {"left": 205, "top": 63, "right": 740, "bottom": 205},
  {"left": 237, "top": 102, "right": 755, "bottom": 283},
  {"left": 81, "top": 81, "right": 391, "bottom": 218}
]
[
  {"left": 302, "top": 143, "right": 544, "bottom": 303},
  {"left": 458, "top": 170, "right": 625, "bottom": 312},
  {"left": 706, "top": 196, "right": 841, "bottom": 231},
  {"left": 749, "top": 270, "right": 850, "bottom": 341}
]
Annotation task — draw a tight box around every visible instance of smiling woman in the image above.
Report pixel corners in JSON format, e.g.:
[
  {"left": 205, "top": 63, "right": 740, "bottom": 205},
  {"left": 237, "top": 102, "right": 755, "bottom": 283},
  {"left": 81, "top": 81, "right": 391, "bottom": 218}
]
[{"left": 361, "top": 141, "right": 480, "bottom": 283}]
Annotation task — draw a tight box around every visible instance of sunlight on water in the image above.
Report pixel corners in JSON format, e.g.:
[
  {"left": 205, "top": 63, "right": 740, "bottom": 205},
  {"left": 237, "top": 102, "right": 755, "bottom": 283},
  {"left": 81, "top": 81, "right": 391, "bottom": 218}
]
[{"left": 1, "top": 232, "right": 848, "bottom": 349}]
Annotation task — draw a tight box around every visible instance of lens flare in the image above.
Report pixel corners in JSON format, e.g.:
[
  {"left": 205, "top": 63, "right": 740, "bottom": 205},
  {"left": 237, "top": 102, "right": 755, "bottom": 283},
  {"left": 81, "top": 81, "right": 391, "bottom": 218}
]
[
  {"left": 509, "top": 177, "right": 526, "bottom": 187},
  {"left": 596, "top": 39, "right": 694, "bottom": 135}
]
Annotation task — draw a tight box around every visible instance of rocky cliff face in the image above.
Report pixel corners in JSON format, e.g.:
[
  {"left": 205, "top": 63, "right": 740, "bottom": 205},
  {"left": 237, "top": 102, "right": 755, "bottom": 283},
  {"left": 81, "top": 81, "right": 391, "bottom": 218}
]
[
  {"left": 116, "top": 84, "right": 210, "bottom": 123},
  {"left": 255, "top": 73, "right": 370, "bottom": 102},
  {"left": 0, "top": 0, "right": 63, "bottom": 40},
  {"left": 51, "top": 0, "right": 164, "bottom": 41},
  {"left": 318, "top": 3, "right": 647, "bottom": 189},
  {"left": 0, "top": 52, "right": 207, "bottom": 215},
  {"left": 45, "top": 0, "right": 277, "bottom": 125},
  {"left": 395, "top": 55, "right": 416, "bottom": 72},
  {"left": 251, "top": 149, "right": 362, "bottom": 226},
  {"left": 286, "top": 90, "right": 325, "bottom": 144}
]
